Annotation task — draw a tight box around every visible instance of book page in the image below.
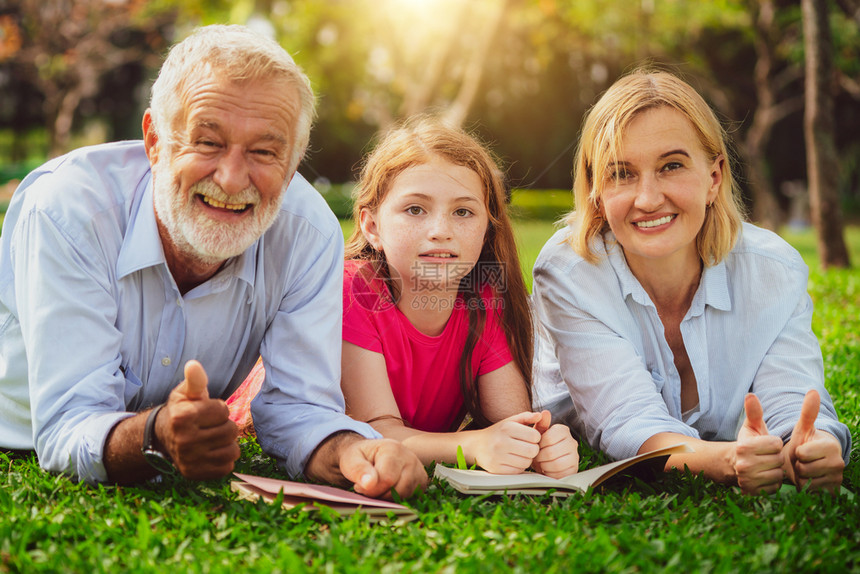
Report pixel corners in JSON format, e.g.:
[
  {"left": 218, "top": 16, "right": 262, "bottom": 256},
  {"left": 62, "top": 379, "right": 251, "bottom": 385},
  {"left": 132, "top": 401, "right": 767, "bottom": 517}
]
[
  {"left": 232, "top": 472, "right": 412, "bottom": 512},
  {"left": 434, "top": 443, "right": 695, "bottom": 495},
  {"left": 558, "top": 443, "right": 694, "bottom": 490}
]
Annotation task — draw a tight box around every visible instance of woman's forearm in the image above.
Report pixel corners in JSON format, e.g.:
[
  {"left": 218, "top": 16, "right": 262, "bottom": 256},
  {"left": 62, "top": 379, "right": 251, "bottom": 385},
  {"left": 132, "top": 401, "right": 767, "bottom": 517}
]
[{"left": 638, "top": 432, "right": 739, "bottom": 485}]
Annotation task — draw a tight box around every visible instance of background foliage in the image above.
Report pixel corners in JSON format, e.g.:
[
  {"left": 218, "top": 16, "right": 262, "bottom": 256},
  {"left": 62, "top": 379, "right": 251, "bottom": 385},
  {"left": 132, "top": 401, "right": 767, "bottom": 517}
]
[{"left": 1, "top": 0, "right": 859, "bottom": 229}]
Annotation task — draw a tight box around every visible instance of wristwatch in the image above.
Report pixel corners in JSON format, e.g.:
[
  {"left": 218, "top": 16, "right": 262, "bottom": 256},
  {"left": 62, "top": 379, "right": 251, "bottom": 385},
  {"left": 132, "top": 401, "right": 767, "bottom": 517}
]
[{"left": 141, "top": 404, "right": 176, "bottom": 475}]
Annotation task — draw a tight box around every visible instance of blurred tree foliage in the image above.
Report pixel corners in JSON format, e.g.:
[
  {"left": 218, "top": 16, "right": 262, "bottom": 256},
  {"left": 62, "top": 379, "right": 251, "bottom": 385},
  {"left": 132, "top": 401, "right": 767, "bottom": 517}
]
[{"left": 1, "top": 0, "right": 858, "bottom": 227}]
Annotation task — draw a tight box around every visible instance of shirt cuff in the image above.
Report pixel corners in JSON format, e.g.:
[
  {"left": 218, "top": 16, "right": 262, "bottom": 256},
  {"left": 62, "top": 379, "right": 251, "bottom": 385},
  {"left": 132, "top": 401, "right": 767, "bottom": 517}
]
[
  {"left": 260, "top": 414, "right": 381, "bottom": 479},
  {"left": 62, "top": 411, "right": 135, "bottom": 484}
]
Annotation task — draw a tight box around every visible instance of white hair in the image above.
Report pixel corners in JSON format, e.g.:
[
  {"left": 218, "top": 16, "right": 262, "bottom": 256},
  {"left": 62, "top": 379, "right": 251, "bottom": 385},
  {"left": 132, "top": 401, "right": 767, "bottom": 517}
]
[{"left": 149, "top": 24, "right": 316, "bottom": 174}]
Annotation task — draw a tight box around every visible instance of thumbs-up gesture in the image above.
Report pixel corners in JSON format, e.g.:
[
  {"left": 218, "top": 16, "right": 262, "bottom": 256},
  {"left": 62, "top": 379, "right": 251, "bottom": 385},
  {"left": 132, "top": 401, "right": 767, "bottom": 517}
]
[
  {"left": 531, "top": 410, "right": 580, "bottom": 479},
  {"left": 733, "top": 393, "right": 785, "bottom": 494},
  {"left": 784, "top": 390, "right": 844, "bottom": 493},
  {"left": 160, "top": 360, "right": 240, "bottom": 480}
]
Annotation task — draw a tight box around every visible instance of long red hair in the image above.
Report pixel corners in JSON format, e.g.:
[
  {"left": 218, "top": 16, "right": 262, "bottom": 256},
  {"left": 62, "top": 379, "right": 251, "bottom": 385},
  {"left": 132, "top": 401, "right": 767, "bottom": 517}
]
[{"left": 345, "top": 117, "right": 533, "bottom": 428}]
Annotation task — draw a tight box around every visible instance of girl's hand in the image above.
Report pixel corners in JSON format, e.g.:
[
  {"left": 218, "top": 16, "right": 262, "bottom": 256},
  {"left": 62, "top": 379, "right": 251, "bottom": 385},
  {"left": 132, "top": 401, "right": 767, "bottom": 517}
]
[
  {"left": 532, "top": 423, "right": 580, "bottom": 479},
  {"left": 734, "top": 394, "right": 785, "bottom": 495},
  {"left": 469, "top": 412, "right": 542, "bottom": 474},
  {"left": 785, "top": 390, "right": 844, "bottom": 494}
]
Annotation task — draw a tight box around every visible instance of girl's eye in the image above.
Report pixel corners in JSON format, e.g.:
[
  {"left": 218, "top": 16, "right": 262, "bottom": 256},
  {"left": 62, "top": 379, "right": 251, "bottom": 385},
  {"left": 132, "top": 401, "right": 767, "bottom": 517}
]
[
  {"left": 407, "top": 206, "right": 424, "bottom": 215},
  {"left": 454, "top": 208, "right": 472, "bottom": 217}
]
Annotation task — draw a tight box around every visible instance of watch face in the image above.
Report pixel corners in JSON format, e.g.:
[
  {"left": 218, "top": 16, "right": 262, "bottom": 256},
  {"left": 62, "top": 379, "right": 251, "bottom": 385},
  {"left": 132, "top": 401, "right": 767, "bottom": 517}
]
[{"left": 143, "top": 450, "right": 176, "bottom": 475}]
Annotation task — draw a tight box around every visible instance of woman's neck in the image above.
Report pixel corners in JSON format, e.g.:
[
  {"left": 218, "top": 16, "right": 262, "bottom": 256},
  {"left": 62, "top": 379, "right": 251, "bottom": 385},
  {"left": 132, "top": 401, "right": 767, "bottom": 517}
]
[{"left": 626, "top": 252, "right": 703, "bottom": 317}]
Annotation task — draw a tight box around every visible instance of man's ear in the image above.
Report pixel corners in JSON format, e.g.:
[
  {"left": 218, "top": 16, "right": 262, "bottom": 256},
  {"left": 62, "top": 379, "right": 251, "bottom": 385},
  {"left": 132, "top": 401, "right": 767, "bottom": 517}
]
[
  {"left": 359, "top": 208, "right": 382, "bottom": 252},
  {"left": 142, "top": 109, "right": 160, "bottom": 166}
]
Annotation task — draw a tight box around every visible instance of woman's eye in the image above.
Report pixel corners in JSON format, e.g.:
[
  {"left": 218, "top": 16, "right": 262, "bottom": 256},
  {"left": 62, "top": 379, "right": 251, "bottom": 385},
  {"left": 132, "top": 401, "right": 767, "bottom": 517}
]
[
  {"left": 407, "top": 206, "right": 423, "bottom": 215},
  {"left": 608, "top": 168, "right": 631, "bottom": 182},
  {"left": 454, "top": 208, "right": 472, "bottom": 217},
  {"left": 662, "top": 161, "right": 683, "bottom": 172}
]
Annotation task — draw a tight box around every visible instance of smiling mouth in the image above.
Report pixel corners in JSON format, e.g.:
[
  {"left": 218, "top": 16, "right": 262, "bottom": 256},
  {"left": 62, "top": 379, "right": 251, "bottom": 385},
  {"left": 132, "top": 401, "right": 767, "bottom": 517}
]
[
  {"left": 635, "top": 215, "right": 675, "bottom": 229},
  {"left": 199, "top": 194, "right": 252, "bottom": 212},
  {"left": 420, "top": 253, "right": 457, "bottom": 259}
]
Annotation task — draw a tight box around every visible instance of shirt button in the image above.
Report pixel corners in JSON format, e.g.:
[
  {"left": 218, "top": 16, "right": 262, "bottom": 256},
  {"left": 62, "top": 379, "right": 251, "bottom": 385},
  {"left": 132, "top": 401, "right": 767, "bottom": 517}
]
[
  {"left": 176, "top": 297, "right": 182, "bottom": 306},
  {"left": 161, "top": 357, "right": 171, "bottom": 366}
]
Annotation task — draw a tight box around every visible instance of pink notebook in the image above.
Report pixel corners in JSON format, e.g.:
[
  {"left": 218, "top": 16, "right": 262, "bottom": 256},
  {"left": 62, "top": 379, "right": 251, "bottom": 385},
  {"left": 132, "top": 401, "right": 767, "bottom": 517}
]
[{"left": 231, "top": 472, "right": 417, "bottom": 522}]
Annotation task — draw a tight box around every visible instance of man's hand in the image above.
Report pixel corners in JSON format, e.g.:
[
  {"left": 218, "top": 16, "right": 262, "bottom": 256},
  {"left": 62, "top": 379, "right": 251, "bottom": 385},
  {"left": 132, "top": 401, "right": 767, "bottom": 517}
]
[
  {"left": 157, "top": 360, "right": 240, "bottom": 480},
  {"left": 784, "top": 390, "right": 844, "bottom": 494},
  {"left": 338, "top": 437, "right": 428, "bottom": 499},
  {"left": 734, "top": 393, "right": 785, "bottom": 495},
  {"left": 531, "top": 410, "right": 580, "bottom": 479}
]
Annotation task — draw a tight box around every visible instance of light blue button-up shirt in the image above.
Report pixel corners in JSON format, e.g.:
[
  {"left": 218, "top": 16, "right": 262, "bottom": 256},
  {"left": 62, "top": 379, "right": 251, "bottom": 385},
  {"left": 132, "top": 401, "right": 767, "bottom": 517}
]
[
  {"left": 532, "top": 222, "right": 851, "bottom": 464},
  {"left": 0, "top": 141, "right": 378, "bottom": 482}
]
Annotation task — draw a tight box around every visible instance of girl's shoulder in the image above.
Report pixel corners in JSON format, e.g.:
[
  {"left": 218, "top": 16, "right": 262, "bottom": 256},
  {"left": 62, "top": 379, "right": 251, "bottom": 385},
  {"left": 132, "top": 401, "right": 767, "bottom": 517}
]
[{"left": 344, "top": 259, "right": 397, "bottom": 313}]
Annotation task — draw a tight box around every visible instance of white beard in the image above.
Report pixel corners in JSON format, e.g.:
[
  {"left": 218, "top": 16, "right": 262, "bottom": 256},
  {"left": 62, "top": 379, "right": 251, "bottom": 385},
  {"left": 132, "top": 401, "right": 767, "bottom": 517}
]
[{"left": 152, "top": 161, "right": 283, "bottom": 267}]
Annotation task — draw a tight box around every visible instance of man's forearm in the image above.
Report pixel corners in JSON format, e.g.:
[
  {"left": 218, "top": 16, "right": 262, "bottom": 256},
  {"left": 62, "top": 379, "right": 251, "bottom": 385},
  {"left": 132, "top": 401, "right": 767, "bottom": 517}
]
[
  {"left": 304, "top": 430, "right": 364, "bottom": 486},
  {"left": 103, "top": 410, "right": 161, "bottom": 485}
]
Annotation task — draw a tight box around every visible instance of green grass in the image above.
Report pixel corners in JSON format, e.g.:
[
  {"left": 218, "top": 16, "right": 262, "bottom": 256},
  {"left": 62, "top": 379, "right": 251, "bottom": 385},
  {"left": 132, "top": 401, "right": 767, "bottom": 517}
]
[{"left": 3, "top": 224, "right": 860, "bottom": 573}]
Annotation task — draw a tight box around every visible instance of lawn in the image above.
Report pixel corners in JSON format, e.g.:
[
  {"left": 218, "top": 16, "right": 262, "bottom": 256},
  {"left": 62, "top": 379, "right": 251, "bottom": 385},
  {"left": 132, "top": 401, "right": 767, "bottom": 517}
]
[{"left": 3, "top": 221, "right": 860, "bottom": 573}]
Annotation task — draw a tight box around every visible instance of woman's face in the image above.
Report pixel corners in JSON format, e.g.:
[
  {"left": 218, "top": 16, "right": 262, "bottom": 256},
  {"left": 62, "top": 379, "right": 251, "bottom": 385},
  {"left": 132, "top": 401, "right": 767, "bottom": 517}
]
[{"left": 598, "top": 106, "right": 722, "bottom": 275}]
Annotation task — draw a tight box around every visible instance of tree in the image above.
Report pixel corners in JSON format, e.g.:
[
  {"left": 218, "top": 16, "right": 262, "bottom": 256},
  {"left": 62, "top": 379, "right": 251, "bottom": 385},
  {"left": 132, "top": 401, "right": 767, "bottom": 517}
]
[
  {"left": 802, "top": 0, "right": 851, "bottom": 268},
  {"left": 2, "top": 0, "right": 174, "bottom": 157}
]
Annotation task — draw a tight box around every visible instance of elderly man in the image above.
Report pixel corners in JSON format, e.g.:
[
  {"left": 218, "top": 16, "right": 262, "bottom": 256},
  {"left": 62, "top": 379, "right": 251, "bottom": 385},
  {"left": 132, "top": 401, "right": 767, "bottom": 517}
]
[{"left": 0, "top": 25, "right": 427, "bottom": 497}]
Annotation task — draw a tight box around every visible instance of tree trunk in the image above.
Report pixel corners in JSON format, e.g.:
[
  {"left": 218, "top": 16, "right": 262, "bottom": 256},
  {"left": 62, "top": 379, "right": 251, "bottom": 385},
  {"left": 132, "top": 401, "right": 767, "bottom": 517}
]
[
  {"left": 741, "top": 0, "right": 786, "bottom": 230},
  {"left": 802, "top": 0, "right": 851, "bottom": 269}
]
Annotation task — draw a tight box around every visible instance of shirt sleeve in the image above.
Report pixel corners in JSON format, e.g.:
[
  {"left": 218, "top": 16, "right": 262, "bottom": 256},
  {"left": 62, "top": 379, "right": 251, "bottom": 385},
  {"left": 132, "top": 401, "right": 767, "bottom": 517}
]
[
  {"left": 11, "top": 205, "right": 134, "bottom": 483},
  {"left": 750, "top": 277, "right": 852, "bottom": 463},
  {"left": 252, "top": 226, "right": 380, "bottom": 479},
  {"left": 533, "top": 259, "right": 698, "bottom": 461}
]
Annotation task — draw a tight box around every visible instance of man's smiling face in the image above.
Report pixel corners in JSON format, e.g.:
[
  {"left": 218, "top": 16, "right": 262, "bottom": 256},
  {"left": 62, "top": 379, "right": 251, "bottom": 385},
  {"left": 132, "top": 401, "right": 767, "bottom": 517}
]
[{"left": 151, "top": 72, "right": 300, "bottom": 267}]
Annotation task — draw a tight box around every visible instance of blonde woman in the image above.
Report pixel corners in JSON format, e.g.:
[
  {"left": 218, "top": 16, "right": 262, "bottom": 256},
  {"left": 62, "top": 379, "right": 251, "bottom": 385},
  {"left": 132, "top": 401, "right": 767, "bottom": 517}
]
[{"left": 533, "top": 70, "right": 849, "bottom": 494}]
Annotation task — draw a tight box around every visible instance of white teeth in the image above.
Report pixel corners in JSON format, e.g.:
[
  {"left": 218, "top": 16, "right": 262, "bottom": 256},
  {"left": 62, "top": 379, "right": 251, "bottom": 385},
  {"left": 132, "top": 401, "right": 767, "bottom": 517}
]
[
  {"left": 201, "top": 195, "right": 249, "bottom": 211},
  {"left": 635, "top": 215, "right": 674, "bottom": 228},
  {"left": 424, "top": 253, "right": 455, "bottom": 258}
]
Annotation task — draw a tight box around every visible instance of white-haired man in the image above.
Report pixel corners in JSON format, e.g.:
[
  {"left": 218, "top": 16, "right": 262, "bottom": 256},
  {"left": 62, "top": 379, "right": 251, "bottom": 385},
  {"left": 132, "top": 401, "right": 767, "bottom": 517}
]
[{"left": 0, "top": 25, "right": 427, "bottom": 497}]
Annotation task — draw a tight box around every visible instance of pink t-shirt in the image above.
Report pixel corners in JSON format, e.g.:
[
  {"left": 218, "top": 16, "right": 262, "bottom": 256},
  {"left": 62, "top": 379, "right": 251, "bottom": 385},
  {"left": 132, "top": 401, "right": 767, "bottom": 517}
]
[{"left": 343, "top": 260, "right": 514, "bottom": 433}]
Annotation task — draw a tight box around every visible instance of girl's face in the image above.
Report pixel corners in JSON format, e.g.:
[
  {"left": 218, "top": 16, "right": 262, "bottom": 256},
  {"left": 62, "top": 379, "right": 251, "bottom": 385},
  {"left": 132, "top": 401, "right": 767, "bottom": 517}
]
[
  {"left": 598, "top": 106, "right": 721, "bottom": 275},
  {"left": 360, "top": 157, "right": 489, "bottom": 296}
]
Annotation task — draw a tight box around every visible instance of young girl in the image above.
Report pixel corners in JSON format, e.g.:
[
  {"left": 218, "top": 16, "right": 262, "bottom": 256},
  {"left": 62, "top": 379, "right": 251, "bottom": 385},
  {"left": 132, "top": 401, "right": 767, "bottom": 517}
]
[{"left": 340, "top": 118, "right": 579, "bottom": 477}]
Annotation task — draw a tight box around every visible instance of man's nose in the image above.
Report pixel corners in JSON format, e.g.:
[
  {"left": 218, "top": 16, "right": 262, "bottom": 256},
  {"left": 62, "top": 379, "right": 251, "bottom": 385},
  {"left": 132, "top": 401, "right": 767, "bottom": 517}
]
[{"left": 213, "top": 147, "right": 251, "bottom": 194}]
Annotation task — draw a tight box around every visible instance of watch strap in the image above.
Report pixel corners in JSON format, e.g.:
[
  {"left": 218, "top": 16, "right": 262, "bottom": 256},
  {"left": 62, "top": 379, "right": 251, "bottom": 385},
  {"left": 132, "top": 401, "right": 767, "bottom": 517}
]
[{"left": 141, "top": 404, "right": 176, "bottom": 475}]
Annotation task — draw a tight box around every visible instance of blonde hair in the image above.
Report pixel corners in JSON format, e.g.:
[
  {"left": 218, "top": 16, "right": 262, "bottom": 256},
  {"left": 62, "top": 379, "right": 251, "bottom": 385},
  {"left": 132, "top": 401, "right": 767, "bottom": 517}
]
[
  {"left": 149, "top": 24, "right": 316, "bottom": 174},
  {"left": 346, "top": 116, "right": 533, "bottom": 428},
  {"left": 567, "top": 69, "right": 744, "bottom": 265}
]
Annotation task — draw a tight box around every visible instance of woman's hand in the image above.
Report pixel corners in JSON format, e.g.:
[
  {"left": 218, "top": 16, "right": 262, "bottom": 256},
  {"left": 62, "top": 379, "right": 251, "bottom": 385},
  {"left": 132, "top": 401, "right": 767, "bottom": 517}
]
[
  {"left": 734, "top": 393, "right": 785, "bottom": 495},
  {"left": 531, "top": 410, "right": 580, "bottom": 478},
  {"left": 784, "top": 390, "right": 844, "bottom": 494},
  {"left": 467, "top": 412, "right": 542, "bottom": 474}
]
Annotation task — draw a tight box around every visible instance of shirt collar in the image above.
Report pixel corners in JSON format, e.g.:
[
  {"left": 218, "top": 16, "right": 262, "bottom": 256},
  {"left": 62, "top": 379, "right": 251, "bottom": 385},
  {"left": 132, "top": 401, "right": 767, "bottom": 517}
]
[
  {"left": 604, "top": 231, "right": 732, "bottom": 314},
  {"left": 116, "top": 175, "right": 166, "bottom": 280},
  {"left": 116, "top": 176, "right": 258, "bottom": 291}
]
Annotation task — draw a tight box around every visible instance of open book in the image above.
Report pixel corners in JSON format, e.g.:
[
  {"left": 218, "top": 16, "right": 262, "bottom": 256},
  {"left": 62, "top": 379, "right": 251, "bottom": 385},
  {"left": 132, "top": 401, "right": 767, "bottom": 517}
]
[
  {"left": 231, "top": 472, "right": 417, "bottom": 522},
  {"left": 434, "top": 443, "right": 694, "bottom": 496}
]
